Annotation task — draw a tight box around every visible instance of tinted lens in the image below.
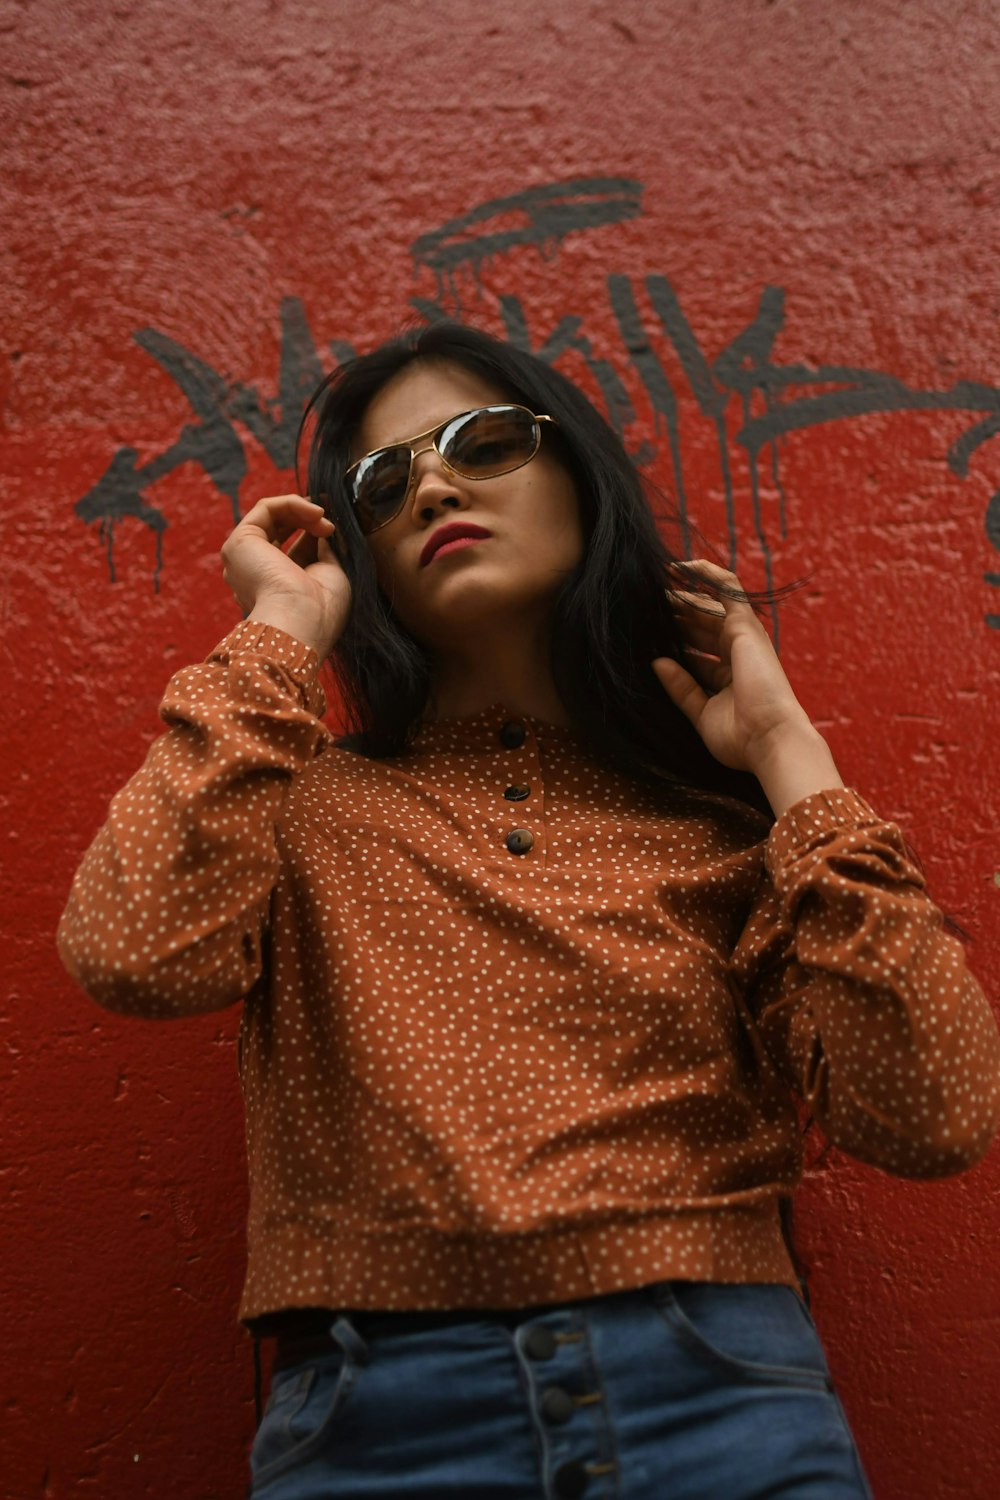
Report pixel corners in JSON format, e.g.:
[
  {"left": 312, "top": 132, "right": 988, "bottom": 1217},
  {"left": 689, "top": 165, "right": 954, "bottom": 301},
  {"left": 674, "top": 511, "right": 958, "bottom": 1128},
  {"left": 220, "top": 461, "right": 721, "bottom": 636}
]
[
  {"left": 440, "top": 406, "right": 538, "bottom": 476},
  {"left": 352, "top": 447, "right": 411, "bottom": 531}
]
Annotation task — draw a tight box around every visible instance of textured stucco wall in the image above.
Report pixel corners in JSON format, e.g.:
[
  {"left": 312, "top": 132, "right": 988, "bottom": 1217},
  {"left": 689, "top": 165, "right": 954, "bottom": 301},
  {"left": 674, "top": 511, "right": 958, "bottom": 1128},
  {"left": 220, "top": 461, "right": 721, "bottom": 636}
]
[{"left": 3, "top": 2, "right": 999, "bottom": 1496}]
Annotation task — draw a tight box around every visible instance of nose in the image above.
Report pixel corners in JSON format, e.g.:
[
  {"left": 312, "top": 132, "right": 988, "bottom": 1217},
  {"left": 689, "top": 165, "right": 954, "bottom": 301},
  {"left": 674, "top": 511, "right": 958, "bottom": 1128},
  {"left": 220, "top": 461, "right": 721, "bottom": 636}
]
[{"left": 406, "top": 444, "right": 464, "bottom": 520}]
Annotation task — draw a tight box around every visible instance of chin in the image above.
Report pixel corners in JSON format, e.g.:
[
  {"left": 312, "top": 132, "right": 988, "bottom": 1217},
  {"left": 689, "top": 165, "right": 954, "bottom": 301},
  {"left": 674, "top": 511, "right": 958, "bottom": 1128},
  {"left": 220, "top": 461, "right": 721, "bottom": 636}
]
[{"left": 408, "top": 587, "right": 550, "bottom": 639}]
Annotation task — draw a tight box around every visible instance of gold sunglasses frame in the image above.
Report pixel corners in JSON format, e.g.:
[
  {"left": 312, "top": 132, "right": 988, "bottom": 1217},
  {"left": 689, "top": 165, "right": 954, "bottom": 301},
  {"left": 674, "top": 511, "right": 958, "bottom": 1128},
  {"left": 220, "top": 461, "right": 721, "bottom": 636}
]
[{"left": 344, "top": 404, "right": 556, "bottom": 535}]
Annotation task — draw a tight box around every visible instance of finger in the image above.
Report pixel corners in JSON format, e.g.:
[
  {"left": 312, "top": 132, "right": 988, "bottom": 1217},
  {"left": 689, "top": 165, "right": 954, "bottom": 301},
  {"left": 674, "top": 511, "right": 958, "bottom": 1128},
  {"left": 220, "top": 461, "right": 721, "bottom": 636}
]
[
  {"left": 652, "top": 656, "right": 709, "bottom": 723},
  {"left": 673, "top": 558, "right": 734, "bottom": 577},
  {"left": 269, "top": 513, "right": 336, "bottom": 554},
  {"left": 672, "top": 559, "right": 751, "bottom": 608},
  {"left": 285, "top": 529, "right": 318, "bottom": 566},
  {"left": 682, "top": 649, "right": 728, "bottom": 690},
  {"left": 676, "top": 621, "right": 727, "bottom": 657},
  {"left": 667, "top": 592, "right": 727, "bottom": 656},
  {"left": 667, "top": 588, "right": 727, "bottom": 618},
  {"left": 671, "top": 603, "right": 725, "bottom": 641},
  {"left": 287, "top": 529, "right": 344, "bottom": 569},
  {"left": 241, "top": 494, "right": 326, "bottom": 524},
  {"left": 238, "top": 495, "right": 331, "bottom": 544}
]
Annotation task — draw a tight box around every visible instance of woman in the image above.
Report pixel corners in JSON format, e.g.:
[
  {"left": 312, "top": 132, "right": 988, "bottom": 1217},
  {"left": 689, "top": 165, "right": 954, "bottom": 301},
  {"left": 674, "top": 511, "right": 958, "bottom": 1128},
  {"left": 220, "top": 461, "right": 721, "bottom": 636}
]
[{"left": 58, "top": 321, "right": 1000, "bottom": 1499}]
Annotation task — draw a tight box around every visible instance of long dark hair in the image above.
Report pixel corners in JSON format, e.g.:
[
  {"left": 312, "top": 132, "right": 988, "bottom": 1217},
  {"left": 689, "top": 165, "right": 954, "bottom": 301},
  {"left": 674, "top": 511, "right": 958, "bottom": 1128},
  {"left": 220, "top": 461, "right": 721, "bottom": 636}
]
[{"left": 296, "top": 319, "right": 803, "bottom": 823}]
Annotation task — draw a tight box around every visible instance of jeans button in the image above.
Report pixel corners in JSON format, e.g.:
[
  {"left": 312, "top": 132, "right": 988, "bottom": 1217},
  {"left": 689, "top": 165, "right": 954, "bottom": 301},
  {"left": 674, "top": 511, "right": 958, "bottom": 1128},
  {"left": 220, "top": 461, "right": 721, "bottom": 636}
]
[
  {"left": 540, "top": 1386, "right": 575, "bottom": 1424},
  {"left": 523, "top": 1325, "right": 557, "bottom": 1360}
]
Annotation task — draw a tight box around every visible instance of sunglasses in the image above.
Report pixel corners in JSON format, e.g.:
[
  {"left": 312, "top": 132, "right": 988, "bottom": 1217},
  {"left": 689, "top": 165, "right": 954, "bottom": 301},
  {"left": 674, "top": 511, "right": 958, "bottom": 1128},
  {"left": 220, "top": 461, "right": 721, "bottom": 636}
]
[{"left": 344, "top": 404, "right": 556, "bottom": 535}]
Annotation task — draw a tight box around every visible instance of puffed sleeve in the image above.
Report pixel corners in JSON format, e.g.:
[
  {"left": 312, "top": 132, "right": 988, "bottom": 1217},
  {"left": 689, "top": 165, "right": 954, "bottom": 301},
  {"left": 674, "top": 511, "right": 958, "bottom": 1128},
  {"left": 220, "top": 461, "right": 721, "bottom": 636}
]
[
  {"left": 729, "top": 786, "right": 1000, "bottom": 1177},
  {"left": 56, "top": 620, "right": 330, "bottom": 1019}
]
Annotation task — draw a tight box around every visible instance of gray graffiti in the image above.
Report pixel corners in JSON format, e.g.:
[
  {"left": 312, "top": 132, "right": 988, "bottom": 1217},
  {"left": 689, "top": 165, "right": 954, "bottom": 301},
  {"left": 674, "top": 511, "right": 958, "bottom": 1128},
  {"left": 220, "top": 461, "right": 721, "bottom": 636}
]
[
  {"left": 73, "top": 177, "right": 1000, "bottom": 635},
  {"left": 74, "top": 303, "right": 334, "bottom": 592},
  {"left": 410, "top": 178, "right": 644, "bottom": 304}
]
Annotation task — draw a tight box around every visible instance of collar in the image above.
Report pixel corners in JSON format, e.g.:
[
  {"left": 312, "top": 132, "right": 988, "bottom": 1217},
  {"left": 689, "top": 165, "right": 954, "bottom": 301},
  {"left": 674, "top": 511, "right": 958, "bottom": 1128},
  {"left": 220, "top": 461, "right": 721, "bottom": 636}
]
[{"left": 410, "top": 701, "right": 582, "bottom": 751}]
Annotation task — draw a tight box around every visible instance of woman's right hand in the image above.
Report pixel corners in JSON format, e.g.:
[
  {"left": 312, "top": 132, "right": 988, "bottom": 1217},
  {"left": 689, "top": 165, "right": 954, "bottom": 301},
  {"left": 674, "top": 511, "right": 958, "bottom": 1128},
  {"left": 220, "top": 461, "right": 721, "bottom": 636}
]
[{"left": 220, "top": 493, "right": 352, "bottom": 661}]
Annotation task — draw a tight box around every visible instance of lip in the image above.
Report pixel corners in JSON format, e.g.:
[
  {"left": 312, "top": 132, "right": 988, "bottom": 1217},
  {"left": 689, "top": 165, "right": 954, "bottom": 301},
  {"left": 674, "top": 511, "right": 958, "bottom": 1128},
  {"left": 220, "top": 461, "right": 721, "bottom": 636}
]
[{"left": 420, "top": 522, "right": 492, "bottom": 567}]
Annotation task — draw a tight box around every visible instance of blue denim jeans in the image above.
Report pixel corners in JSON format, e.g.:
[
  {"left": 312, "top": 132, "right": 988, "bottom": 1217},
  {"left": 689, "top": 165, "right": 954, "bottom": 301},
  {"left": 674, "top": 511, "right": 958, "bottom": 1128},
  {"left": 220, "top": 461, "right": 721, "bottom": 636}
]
[{"left": 248, "top": 1280, "right": 876, "bottom": 1499}]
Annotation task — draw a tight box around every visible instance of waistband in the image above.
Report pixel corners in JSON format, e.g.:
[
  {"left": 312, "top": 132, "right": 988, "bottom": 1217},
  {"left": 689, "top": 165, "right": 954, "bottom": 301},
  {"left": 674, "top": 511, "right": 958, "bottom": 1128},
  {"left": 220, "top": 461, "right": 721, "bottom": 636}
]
[
  {"left": 250, "top": 1275, "right": 813, "bottom": 1422},
  {"left": 255, "top": 1296, "right": 604, "bottom": 1372}
]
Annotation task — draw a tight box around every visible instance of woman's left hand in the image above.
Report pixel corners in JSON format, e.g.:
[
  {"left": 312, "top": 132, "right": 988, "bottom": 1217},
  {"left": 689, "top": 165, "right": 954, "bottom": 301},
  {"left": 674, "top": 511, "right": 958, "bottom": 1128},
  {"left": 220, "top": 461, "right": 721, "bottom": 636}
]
[{"left": 651, "top": 559, "right": 816, "bottom": 774}]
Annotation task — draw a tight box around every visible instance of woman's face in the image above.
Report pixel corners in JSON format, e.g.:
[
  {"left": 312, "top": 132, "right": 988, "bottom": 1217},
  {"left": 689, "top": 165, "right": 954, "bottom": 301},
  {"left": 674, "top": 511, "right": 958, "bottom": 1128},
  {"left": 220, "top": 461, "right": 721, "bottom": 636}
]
[{"left": 351, "top": 360, "right": 585, "bottom": 653}]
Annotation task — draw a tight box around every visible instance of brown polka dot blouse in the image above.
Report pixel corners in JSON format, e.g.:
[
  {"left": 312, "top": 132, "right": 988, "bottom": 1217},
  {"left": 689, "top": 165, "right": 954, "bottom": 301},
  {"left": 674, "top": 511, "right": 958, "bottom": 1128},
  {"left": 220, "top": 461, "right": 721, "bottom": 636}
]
[{"left": 56, "top": 621, "right": 1000, "bottom": 1332}]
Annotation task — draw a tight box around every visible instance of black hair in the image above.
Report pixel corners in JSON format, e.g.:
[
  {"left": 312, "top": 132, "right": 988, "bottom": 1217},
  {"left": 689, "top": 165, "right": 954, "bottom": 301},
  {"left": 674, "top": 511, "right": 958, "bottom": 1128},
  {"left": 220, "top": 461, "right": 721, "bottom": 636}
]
[{"left": 296, "top": 318, "right": 805, "bottom": 823}]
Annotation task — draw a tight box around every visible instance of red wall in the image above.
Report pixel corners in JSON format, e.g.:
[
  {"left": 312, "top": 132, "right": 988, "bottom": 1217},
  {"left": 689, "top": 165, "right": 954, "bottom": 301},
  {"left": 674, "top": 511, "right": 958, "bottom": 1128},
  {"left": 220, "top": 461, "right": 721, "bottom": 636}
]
[{"left": 4, "top": 2, "right": 999, "bottom": 1496}]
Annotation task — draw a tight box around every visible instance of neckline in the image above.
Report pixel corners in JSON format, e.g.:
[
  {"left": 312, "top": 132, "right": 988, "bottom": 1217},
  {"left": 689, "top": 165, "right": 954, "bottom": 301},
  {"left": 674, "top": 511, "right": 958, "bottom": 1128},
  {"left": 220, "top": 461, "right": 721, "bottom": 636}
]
[{"left": 411, "top": 700, "right": 579, "bottom": 745}]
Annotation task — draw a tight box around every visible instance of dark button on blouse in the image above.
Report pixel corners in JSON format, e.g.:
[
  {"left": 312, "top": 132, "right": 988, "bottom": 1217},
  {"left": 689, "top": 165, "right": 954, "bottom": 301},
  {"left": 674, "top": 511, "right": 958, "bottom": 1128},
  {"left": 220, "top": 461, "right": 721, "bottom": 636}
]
[
  {"left": 553, "top": 1459, "right": 589, "bottom": 1498},
  {"left": 523, "top": 1324, "right": 557, "bottom": 1360},
  {"left": 506, "top": 828, "right": 534, "bottom": 855},
  {"left": 504, "top": 783, "right": 531, "bottom": 801},
  {"left": 540, "top": 1385, "right": 576, "bottom": 1425},
  {"left": 498, "top": 720, "right": 526, "bottom": 748}
]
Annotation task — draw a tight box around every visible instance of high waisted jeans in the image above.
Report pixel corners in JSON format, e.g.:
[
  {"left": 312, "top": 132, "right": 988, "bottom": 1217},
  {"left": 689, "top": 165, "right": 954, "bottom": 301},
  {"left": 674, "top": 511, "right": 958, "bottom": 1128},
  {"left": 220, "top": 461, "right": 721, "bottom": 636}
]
[{"left": 247, "top": 1280, "right": 876, "bottom": 1499}]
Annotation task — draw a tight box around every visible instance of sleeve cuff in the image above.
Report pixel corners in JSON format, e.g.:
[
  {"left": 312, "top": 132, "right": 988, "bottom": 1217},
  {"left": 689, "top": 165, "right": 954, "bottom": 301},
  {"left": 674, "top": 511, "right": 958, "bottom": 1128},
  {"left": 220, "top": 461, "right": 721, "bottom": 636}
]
[
  {"left": 764, "top": 786, "right": 885, "bottom": 883},
  {"left": 206, "top": 619, "right": 327, "bottom": 720}
]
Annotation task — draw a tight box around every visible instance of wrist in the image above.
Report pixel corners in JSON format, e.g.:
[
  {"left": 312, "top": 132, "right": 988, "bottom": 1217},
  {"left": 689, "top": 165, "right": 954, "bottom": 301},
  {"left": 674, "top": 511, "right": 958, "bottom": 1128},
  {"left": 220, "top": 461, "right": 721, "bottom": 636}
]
[
  {"left": 246, "top": 596, "right": 332, "bottom": 661},
  {"left": 750, "top": 721, "right": 845, "bottom": 820}
]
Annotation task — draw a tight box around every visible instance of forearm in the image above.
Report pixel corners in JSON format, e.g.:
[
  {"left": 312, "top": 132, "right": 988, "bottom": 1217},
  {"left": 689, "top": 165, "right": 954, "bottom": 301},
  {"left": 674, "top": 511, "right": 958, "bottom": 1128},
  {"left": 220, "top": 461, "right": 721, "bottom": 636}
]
[
  {"left": 733, "top": 785, "right": 1000, "bottom": 1177},
  {"left": 779, "top": 958, "right": 1000, "bottom": 1175},
  {"left": 57, "top": 622, "right": 328, "bottom": 1018}
]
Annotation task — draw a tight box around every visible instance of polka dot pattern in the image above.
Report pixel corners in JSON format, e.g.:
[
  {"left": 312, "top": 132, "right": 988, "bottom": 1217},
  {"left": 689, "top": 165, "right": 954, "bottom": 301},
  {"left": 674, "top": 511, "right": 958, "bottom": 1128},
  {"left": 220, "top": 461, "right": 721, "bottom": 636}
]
[{"left": 56, "top": 621, "right": 1000, "bottom": 1332}]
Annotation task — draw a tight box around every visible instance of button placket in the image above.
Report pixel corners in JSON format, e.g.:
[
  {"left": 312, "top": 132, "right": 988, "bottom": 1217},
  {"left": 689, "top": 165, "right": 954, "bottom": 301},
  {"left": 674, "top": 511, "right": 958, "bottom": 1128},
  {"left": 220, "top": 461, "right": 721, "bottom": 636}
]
[
  {"left": 497, "top": 720, "right": 544, "bottom": 863},
  {"left": 514, "top": 1314, "right": 615, "bottom": 1499}
]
